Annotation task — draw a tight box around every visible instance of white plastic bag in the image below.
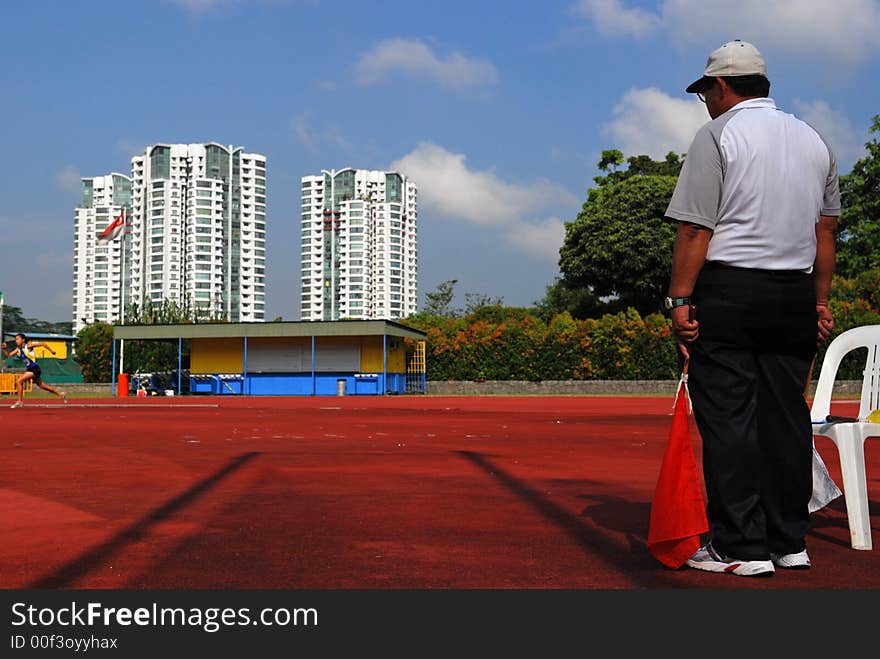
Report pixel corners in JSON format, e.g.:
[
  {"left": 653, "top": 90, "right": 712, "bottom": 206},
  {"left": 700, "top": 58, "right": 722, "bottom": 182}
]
[{"left": 809, "top": 442, "right": 842, "bottom": 513}]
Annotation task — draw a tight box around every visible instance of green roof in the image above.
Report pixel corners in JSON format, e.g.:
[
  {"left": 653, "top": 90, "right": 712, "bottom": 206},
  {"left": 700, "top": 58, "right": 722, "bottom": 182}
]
[{"left": 112, "top": 320, "right": 427, "bottom": 341}]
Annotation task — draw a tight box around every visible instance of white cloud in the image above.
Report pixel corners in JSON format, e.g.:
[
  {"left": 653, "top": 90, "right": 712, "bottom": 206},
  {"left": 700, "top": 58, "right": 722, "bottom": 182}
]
[
  {"left": 390, "top": 143, "right": 576, "bottom": 261},
  {"left": 116, "top": 139, "right": 144, "bottom": 158},
  {"left": 792, "top": 100, "right": 867, "bottom": 171},
  {"left": 571, "top": 0, "right": 661, "bottom": 38},
  {"left": 290, "top": 114, "right": 317, "bottom": 151},
  {"left": 573, "top": 0, "right": 880, "bottom": 64},
  {"left": 506, "top": 217, "right": 567, "bottom": 261},
  {"left": 55, "top": 165, "right": 82, "bottom": 196},
  {"left": 290, "top": 113, "right": 352, "bottom": 154},
  {"left": 355, "top": 38, "right": 499, "bottom": 89},
  {"left": 667, "top": 0, "right": 880, "bottom": 65},
  {"left": 603, "top": 87, "right": 709, "bottom": 158},
  {"left": 391, "top": 143, "right": 575, "bottom": 225},
  {"left": 602, "top": 89, "right": 868, "bottom": 177}
]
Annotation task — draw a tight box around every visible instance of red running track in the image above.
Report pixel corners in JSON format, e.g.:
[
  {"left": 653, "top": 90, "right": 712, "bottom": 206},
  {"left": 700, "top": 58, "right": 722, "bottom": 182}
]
[{"left": 0, "top": 395, "right": 877, "bottom": 590}]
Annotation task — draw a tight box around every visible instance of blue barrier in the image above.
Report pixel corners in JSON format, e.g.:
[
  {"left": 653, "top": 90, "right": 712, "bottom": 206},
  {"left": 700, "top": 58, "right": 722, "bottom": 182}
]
[{"left": 189, "top": 372, "right": 408, "bottom": 395}]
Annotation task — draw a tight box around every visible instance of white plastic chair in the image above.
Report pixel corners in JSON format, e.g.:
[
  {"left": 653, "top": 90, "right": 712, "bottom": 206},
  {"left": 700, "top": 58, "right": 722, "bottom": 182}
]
[{"left": 810, "top": 324, "right": 880, "bottom": 550}]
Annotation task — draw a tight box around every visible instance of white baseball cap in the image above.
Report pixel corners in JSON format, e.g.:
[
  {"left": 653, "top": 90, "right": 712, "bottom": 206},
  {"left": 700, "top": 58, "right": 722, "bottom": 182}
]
[{"left": 686, "top": 40, "right": 767, "bottom": 93}]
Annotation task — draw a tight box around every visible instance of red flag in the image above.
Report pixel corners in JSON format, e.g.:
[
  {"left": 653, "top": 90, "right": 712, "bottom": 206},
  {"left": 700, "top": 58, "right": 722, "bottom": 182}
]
[
  {"left": 98, "top": 209, "right": 126, "bottom": 243},
  {"left": 647, "top": 378, "right": 709, "bottom": 568}
]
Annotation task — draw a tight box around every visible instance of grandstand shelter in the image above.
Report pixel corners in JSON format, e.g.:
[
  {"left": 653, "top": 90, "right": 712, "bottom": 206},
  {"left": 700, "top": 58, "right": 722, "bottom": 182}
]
[
  {"left": 111, "top": 320, "right": 427, "bottom": 396},
  {"left": 1, "top": 332, "right": 83, "bottom": 384}
]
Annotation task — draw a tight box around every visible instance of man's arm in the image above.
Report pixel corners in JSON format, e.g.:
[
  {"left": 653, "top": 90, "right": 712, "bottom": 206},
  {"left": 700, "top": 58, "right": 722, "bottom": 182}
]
[
  {"left": 1, "top": 343, "right": 19, "bottom": 359},
  {"left": 668, "top": 222, "right": 713, "bottom": 358},
  {"left": 814, "top": 214, "right": 838, "bottom": 344}
]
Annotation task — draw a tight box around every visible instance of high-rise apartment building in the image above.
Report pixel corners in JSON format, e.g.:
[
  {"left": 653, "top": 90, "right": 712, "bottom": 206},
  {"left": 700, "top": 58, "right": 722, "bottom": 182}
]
[
  {"left": 300, "top": 168, "right": 417, "bottom": 321},
  {"left": 73, "top": 173, "right": 132, "bottom": 331},
  {"left": 128, "top": 143, "right": 267, "bottom": 322}
]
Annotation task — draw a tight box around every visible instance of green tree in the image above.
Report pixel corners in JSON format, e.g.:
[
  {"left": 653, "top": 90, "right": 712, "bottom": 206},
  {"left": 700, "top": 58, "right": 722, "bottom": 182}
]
[
  {"left": 422, "top": 279, "right": 460, "bottom": 317},
  {"left": 0, "top": 303, "right": 71, "bottom": 336},
  {"left": 1, "top": 303, "right": 27, "bottom": 335},
  {"left": 559, "top": 154, "right": 681, "bottom": 316},
  {"left": 532, "top": 278, "right": 604, "bottom": 322},
  {"left": 122, "top": 298, "right": 195, "bottom": 375},
  {"left": 464, "top": 292, "right": 504, "bottom": 316},
  {"left": 810, "top": 268, "right": 880, "bottom": 380},
  {"left": 591, "top": 151, "right": 682, "bottom": 187},
  {"left": 837, "top": 114, "right": 880, "bottom": 277},
  {"left": 76, "top": 322, "right": 115, "bottom": 382},
  {"left": 125, "top": 297, "right": 199, "bottom": 325},
  {"left": 123, "top": 339, "right": 186, "bottom": 376},
  {"left": 467, "top": 304, "right": 533, "bottom": 324},
  {"left": 596, "top": 149, "right": 624, "bottom": 176}
]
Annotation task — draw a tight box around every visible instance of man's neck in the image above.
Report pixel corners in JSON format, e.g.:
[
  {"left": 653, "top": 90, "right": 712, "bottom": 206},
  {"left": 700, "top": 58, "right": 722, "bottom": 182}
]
[{"left": 721, "top": 95, "right": 764, "bottom": 113}]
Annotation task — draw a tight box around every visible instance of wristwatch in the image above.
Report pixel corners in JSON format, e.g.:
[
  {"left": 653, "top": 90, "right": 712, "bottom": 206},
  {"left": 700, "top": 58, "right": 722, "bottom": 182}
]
[{"left": 664, "top": 296, "right": 692, "bottom": 311}]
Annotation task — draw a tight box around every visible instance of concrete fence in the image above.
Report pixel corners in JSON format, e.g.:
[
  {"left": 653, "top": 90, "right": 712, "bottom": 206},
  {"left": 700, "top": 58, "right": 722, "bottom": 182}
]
[
  {"left": 54, "top": 380, "right": 864, "bottom": 398},
  {"left": 427, "top": 380, "right": 864, "bottom": 397},
  {"left": 59, "top": 383, "right": 113, "bottom": 396}
]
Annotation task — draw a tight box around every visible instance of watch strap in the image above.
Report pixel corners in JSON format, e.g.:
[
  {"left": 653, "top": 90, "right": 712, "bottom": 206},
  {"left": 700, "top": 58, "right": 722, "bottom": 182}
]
[{"left": 665, "top": 296, "right": 692, "bottom": 310}]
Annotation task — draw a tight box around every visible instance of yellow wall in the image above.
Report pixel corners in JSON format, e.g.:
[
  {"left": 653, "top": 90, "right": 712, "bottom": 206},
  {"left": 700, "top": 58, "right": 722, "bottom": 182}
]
[
  {"left": 32, "top": 340, "right": 68, "bottom": 359},
  {"left": 191, "top": 335, "right": 410, "bottom": 374},
  {"left": 360, "top": 336, "right": 406, "bottom": 372},
  {"left": 190, "top": 338, "right": 243, "bottom": 373}
]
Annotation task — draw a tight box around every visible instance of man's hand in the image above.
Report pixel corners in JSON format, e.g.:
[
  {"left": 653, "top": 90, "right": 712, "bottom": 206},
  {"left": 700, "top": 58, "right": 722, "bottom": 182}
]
[
  {"left": 817, "top": 304, "right": 834, "bottom": 344},
  {"left": 0, "top": 342, "right": 6, "bottom": 349},
  {"left": 671, "top": 305, "right": 699, "bottom": 359}
]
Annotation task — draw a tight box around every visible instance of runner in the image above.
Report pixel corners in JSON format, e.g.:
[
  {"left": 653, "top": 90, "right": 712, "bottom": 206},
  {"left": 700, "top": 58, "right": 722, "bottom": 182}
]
[{"left": 1, "top": 333, "right": 68, "bottom": 408}]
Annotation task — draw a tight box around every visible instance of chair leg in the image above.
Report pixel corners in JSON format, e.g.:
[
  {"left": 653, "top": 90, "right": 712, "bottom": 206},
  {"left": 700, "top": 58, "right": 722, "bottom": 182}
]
[{"left": 832, "top": 425, "right": 873, "bottom": 550}]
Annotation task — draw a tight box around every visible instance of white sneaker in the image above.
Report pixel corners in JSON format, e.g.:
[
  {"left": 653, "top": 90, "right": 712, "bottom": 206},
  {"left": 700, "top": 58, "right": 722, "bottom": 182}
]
[
  {"left": 10, "top": 401, "right": 23, "bottom": 409},
  {"left": 686, "top": 542, "right": 775, "bottom": 577},
  {"left": 770, "top": 549, "right": 811, "bottom": 569},
  {"left": 61, "top": 392, "right": 68, "bottom": 404}
]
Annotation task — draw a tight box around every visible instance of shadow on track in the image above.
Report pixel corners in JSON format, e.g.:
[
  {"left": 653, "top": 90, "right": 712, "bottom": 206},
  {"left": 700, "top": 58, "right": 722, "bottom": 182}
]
[
  {"left": 456, "top": 450, "right": 693, "bottom": 588},
  {"left": 30, "top": 452, "right": 261, "bottom": 588}
]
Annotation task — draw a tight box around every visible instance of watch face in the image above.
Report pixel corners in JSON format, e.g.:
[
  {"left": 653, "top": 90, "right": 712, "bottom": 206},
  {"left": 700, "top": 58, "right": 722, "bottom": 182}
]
[{"left": 664, "top": 297, "right": 673, "bottom": 310}]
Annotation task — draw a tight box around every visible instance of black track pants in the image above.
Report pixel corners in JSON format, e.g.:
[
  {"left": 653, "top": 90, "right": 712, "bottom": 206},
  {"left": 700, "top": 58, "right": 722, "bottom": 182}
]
[{"left": 688, "top": 262, "right": 817, "bottom": 560}]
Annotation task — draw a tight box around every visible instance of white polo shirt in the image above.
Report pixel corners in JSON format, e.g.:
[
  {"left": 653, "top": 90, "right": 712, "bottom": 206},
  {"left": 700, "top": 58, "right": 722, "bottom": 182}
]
[{"left": 666, "top": 97, "right": 840, "bottom": 272}]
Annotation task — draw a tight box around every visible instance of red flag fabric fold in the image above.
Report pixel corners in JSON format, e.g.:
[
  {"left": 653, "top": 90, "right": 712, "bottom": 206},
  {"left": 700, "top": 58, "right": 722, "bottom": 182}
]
[
  {"left": 98, "top": 209, "right": 126, "bottom": 243},
  {"left": 647, "top": 379, "right": 709, "bottom": 568}
]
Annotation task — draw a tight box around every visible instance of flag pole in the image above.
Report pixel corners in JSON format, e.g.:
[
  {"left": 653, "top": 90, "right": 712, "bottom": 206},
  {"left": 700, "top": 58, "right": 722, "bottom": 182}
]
[
  {"left": 119, "top": 208, "right": 126, "bottom": 377},
  {"left": 0, "top": 290, "right": 4, "bottom": 373}
]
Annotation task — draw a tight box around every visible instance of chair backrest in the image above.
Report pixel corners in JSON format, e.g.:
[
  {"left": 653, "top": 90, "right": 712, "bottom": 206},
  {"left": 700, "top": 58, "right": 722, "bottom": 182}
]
[{"left": 810, "top": 324, "right": 880, "bottom": 422}]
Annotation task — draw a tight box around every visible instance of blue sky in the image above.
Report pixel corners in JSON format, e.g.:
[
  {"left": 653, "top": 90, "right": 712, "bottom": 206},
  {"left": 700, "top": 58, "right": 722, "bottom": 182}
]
[{"left": 2, "top": 0, "right": 878, "bottom": 322}]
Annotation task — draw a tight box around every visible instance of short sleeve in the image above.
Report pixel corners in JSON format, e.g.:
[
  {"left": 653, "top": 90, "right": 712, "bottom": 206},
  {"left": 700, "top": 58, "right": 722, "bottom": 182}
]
[
  {"left": 821, "top": 144, "right": 841, "bottom": 217},
  {"left": 665, "top": 123, "right": 723, "bottom": 229}
]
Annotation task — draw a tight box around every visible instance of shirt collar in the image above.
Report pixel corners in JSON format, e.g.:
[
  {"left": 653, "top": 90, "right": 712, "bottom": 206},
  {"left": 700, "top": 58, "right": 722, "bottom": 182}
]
[{"left": 728, "top": 97, "right": 778, "bottom": 112}]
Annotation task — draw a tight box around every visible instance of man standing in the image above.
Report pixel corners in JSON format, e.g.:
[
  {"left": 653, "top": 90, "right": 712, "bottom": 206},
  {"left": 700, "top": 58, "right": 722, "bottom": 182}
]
[{"left": 665, "top": 40, "right": 839, "bottom": 576}]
